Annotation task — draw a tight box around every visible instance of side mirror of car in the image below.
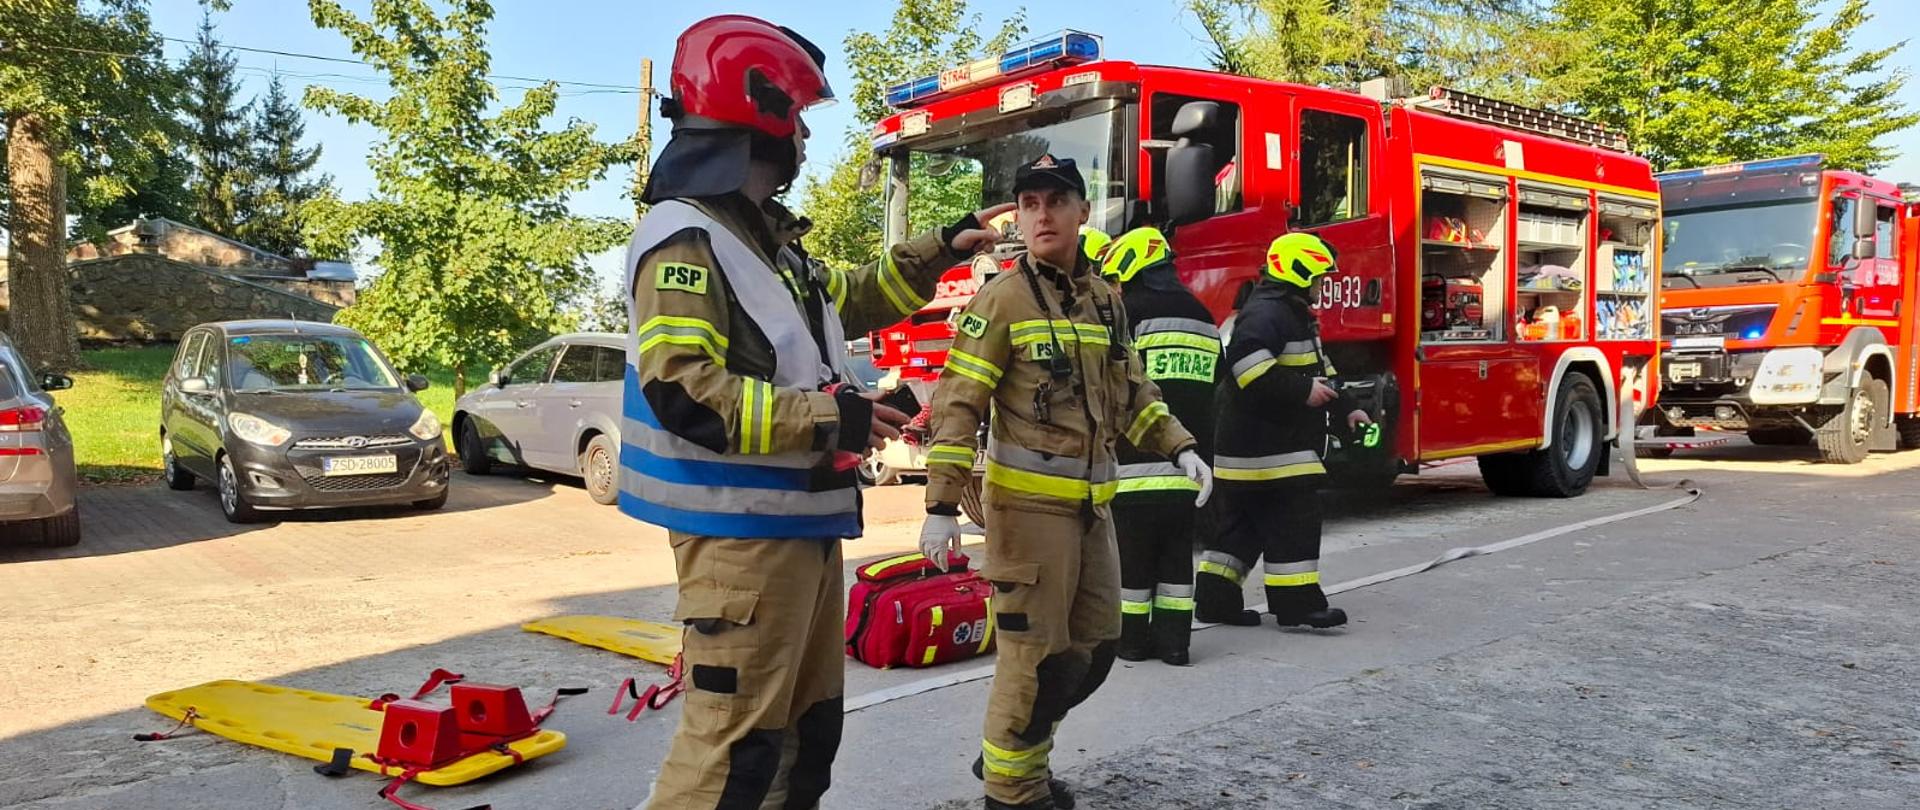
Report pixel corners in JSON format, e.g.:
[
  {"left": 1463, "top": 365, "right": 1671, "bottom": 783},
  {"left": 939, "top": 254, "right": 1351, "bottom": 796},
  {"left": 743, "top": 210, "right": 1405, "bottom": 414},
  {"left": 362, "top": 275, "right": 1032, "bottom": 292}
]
[
  {"left": 489, "top": 369, "right": 509, "bottom": 388},
  {"left": 179, "top": 377, "right": 211, "bottom": 394},
  {"left": 41, "top": 373, "right": 73, "bottom": 391},
  {"left": 406, "top": 374, "right": 430, "bottom": 393}
]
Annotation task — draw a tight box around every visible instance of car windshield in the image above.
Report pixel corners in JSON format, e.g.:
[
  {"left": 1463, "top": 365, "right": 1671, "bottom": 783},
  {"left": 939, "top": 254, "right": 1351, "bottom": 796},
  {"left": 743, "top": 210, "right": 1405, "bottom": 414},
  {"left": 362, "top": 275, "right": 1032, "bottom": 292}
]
[
  {"left": 1661, "top": 199, "right": 1818, "bottom": 288},
  {"left": 228, "top": 334, "right": 399, "bottom": 392},
  {"left": 890, "top": 105, "right": 1129, "bottom": 239}
]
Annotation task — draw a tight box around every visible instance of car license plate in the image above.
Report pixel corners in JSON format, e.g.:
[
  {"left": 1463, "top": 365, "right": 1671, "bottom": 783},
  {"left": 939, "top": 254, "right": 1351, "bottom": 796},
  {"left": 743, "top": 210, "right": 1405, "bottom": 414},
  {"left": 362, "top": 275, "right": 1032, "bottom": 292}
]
[
  {"left": 1668, "top": 362, "right": 1702, "bottom": 382},
  {"left": 323, "top": 454, "right": 398, "bottom": 476}
]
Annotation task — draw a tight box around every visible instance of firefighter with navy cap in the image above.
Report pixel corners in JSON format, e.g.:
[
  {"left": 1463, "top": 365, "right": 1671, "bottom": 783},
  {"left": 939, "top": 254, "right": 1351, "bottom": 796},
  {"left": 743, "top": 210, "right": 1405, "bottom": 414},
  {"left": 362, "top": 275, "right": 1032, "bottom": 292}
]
[
  {"left": 1100, "top": 225, "right": 1220, "bottom": 665},
  {"left": 919, "top": 155, "right": 1211, "bottom": 810},
  {"left": 624, "top": 15, "right": 1011, "bottom": 808},
  {"left": 1194, "top": 232, "right": 1370, "bottom": 631}
]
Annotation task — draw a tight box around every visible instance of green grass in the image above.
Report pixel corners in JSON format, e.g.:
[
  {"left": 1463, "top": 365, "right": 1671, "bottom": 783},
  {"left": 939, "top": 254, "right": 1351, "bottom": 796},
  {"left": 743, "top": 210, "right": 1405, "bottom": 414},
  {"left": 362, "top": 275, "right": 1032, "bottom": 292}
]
[{"left": 63, "top": 346, "right": 474, "bottom": 484}]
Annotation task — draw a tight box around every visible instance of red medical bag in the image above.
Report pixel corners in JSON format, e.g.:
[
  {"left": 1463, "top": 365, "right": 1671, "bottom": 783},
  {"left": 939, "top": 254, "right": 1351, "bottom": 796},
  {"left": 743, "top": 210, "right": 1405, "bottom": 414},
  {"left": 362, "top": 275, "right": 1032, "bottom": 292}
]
[{"left": 845, "top": 551, "right": 996, "bottom": 669}]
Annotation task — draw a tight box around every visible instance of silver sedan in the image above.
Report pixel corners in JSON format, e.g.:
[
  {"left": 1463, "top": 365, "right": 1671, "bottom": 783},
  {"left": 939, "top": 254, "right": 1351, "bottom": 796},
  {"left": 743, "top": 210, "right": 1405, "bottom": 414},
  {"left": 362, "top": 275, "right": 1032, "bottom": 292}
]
[{"left": 0, "top": 331, "right": 79, "bottom": 547}]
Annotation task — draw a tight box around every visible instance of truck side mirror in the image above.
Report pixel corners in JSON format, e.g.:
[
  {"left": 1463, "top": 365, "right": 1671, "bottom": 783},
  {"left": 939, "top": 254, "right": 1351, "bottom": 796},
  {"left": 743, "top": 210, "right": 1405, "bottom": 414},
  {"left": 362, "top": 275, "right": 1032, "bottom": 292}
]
[
  {"left": 1853, "top": 236, "right": 1876, "bottom": 261},
  {"left": 1165, "top": 101, "right": 1224, "bottom": 228},
  {"left": 1854, "top": 197, "right": 1878, "bottom": 238}
]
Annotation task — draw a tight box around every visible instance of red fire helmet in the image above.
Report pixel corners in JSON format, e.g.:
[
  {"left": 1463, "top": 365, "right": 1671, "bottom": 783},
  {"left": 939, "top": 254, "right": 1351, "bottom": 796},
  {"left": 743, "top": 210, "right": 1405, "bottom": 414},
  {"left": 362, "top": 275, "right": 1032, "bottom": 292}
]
[{"left": 668, "top": 15, "right": 835, "bottom": 139}]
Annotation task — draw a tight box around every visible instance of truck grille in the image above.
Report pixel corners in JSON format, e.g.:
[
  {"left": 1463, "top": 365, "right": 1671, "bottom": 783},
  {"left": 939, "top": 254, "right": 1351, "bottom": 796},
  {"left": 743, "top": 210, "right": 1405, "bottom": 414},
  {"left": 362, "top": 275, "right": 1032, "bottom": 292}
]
[
  {"left": 1662, "top": 304, "right": 1777, "bottom": 338},
  {"left": 294, "top": 435, "right": 414, "bottom": 450}
]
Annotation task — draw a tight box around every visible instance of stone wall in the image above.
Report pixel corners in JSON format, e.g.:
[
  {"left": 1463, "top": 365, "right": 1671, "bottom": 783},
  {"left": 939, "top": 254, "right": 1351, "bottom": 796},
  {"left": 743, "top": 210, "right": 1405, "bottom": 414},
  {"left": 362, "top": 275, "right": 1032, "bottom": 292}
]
[
  {"left": 68, "top": 219, "right": 302, "bottom": 277},
  {"left": 248, "top": 276, "right": 357, "bottom": 308},
  {"left": 65, "top": 254, "right": 340, "bottom": 343}
]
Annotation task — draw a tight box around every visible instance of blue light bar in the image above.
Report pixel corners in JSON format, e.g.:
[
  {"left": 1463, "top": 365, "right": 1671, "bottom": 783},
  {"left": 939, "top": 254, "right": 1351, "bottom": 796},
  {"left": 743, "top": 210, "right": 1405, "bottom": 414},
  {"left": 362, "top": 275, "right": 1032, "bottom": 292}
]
[
  {"left": 884, "top": 31, "right": 1103, "bottom": 109},
  {"left": 1658, "top": 154, "right": 1824, "bottom": 181}
]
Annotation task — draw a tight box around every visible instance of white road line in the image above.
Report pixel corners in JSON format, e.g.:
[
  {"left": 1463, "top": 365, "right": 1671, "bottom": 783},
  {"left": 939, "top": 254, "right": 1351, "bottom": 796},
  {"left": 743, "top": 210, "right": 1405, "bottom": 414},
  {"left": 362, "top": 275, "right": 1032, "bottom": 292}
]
[{"left": 843, "top": 483, "right": 1702, "bottom": 714}]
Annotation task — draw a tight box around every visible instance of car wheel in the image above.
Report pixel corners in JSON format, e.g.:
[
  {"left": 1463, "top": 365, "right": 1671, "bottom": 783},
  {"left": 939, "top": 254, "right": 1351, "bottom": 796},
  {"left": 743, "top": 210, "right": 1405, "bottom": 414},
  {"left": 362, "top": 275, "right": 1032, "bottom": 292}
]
[
  {"left": 217, "top": 454, "right": 261, "bottom": 524},
  {"left": 582, "top": 434, "right": 619, "bottom": 506},
  {"left": 162, "top": 433, "right": 196, "bottom": 491},
  {"left": 413, "top": 489, "right": 450, "bottom": 510},
  {"left": 33, "top": 505, "right": 82, "bottom": 547},
  {"left": 459, "top": 419, "right": 493, "bottom": 475},
  {"left": 858, "top": 453, "right": 898, "bottom": 487}
]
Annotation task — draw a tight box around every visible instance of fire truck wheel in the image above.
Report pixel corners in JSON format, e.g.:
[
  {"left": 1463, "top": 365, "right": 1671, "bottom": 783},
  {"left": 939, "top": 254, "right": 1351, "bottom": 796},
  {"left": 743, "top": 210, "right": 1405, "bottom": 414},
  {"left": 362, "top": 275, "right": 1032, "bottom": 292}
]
[
  {"left": 1817, "top": 378, "right": 1885, "bottom": 464},
  {"left": 1475, "top": 452, "right": 1531, "bottom": 496},
  {"left": 1481, "top": 373, "right": 1604, "bottom": 498},
  {"left": 960, "top": 472, "right": 988, "bottom": 529},
  {"left": 1898, "top": 416, "right": 1920, "bottom": 450}
]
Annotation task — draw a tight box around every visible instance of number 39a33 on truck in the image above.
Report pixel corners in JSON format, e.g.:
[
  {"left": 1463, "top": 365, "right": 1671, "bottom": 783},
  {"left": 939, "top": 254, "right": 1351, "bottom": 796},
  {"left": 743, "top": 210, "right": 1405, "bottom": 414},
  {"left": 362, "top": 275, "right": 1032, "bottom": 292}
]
[
  {"left": 862, "top": 31, "right": 1663, "bottom": 497},
  {"left": 1651, "top": 155, "right": 1920, "bottom": 463}
]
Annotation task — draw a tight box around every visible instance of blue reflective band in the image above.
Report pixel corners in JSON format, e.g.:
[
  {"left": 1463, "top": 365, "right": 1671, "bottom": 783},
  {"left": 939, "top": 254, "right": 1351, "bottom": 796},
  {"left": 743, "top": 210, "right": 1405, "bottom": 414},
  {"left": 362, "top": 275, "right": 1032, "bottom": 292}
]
[
  {"left": 618, "top": 442, "right": 814, "bottom": 492},
  {"left": 618, "top": 492, "right": 860, "bottom": 539}
]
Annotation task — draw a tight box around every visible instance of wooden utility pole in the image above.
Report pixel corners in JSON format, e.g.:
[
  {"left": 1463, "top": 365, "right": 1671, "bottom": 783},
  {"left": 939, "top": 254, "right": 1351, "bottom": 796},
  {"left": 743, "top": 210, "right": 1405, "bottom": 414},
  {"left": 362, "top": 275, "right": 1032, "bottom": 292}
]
[{"left": 635, "top": 58, "right": 654, "bottom": 221}]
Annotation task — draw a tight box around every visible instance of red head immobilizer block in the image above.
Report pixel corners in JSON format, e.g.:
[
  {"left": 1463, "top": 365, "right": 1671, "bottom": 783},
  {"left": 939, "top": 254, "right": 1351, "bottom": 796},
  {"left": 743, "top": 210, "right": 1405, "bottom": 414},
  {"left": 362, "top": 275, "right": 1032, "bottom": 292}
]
[
  {"left": 451, "top": 682, "right": 535, "bottom": 742},
  {"left": 376, "top": 700, "right": 463, "bottom": 768}
]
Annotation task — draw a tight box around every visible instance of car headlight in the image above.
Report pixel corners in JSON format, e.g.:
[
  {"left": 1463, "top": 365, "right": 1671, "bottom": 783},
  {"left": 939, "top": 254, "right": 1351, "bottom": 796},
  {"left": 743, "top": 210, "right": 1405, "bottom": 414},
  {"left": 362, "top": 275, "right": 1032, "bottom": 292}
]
[
  {"left": 228, "top": 412, "right": 292, "bottom": 446},
  {"left": 1750, "top": 347, "right": 1824, "bottom": 405},
  {"left": 409, "top": 409, "right": 443, "bottom": 441}
]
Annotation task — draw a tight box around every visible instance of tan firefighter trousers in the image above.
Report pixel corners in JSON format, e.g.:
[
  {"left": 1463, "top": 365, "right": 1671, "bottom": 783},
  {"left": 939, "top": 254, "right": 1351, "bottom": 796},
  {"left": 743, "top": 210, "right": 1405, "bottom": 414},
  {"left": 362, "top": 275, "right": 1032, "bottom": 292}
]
[
  {"left": 978, "top": 498, "right": 1122, "bottom": 805},
  {"left": 645, "top": 534, "right": 845, "bottom": 810}
]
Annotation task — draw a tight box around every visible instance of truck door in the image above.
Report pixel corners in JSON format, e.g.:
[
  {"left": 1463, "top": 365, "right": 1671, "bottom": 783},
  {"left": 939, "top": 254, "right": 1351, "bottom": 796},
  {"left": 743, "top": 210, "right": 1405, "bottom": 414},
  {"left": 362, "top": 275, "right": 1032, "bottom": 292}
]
[{"left": 1290, "top": 96, "right": 1393, "bottom": 342}]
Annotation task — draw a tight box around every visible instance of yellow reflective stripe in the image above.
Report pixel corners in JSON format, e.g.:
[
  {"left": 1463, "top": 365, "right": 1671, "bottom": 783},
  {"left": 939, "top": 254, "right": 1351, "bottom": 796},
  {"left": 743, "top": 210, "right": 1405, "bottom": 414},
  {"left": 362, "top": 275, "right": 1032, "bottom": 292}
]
[
  {"left": 943, "top": 362, "right": 997, "bottom": 388},
  {"left": 926, "top": 445, "right": 976, "bottom": 467},
  {"left": 1154, "top": 594, "right": 1195, "bottom": 611},
  {"left": 978, "top": 596, "right": 994, "bottom": 653},
  {"left": 738, "top": 378, "right": 757, "bottom": 453},
  {"left": 1214, "top": 460, "right": 1326, "bottom": 481},
  {"left": 876, "top": 253, "right": 927, "bottom": 316},
  {"left": 825, "top": 267, "right": 849, "bottom": 310},
  {"left": 1198, "top": 560, "right": 1244, "bottom": 584},
  {"left": 1009, "top": 320, "right": 1077, "bottom": 346},
  {"left": 1136, "top": 332, "right": 1221, "bottom": 352},
  {"left": 984, "top": 461, "right": 1118, "bottom": 504},
  {"left": 1073, "top": 323, "right": 1111, "bottom": 345},
  {"left": 638, "top": 333, "right": 727, "bottom": 367},
  {"left": 945, "top": 349, "right": 1004, "bottom": 385},
  {"left": 926, "top": 605, "right": 946, "bottom": 662},
  {"left": 1235, "top": 358, "right": 1277, "bottom": 388},
  {"left": 636, "top": 315, "right": 730, "bottom": 350},
  {"left": 1121, "top": 600, "right": 1151, "bottom": 615},
  {"left": 981, "top": 738, "right": 1052, "bottom": 778},
  {"left": 931, "top": 605, "right": 944, "bottom": 627},
  {"left": 1276, "top": 352, "right": 1320, "bottom": 367},
  {"left": 1124, "top": 401, "right": 1170, "bottom": 445},
  {"left": 1264, "top": 571, "right": 1321, "bottom": 587},
  {"left": 861, "top": 553, "right": 926, "bottom": 578},
  {"left": 757, "top": 382, "right": 774, "bottom": 454},
  {"left": 1114, "top": 475, "right": 1200, "bottom": 493}
]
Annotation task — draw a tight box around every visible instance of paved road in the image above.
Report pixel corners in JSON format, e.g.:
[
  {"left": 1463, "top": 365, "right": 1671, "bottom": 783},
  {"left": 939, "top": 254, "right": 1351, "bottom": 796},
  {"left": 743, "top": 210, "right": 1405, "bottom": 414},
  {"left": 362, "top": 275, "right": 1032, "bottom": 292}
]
[{"left": 1, "top": 445, "right": 1916, "bottom": 809}]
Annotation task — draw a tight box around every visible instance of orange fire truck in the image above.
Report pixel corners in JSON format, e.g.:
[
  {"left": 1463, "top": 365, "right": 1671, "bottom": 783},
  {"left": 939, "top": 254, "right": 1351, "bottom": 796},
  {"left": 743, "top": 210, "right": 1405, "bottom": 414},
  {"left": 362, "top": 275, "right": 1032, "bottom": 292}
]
[
  {"left": 862, "top": 31, "right": 1662, "bottom": 497},
  {"left": 1649, "top": 155, "right": 1920, "bottom": 462}
]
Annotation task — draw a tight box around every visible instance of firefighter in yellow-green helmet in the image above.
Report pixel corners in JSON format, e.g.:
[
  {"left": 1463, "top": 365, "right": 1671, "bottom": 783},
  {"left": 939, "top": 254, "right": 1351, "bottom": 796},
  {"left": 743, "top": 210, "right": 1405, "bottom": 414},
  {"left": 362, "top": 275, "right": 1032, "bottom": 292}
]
[
  {"left": 1196, "top": 232, "right": 1371, "bottom": 631},
  {"left": 1100, "top": 226, "right": 1220, "bottom": 665}
]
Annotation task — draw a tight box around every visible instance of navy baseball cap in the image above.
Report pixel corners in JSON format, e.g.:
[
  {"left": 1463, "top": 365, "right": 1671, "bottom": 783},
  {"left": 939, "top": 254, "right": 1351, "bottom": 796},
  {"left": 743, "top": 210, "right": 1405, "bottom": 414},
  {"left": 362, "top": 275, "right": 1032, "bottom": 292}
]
[{"left": 1011, "top": 154, "right": 1086, "bottom": 198}]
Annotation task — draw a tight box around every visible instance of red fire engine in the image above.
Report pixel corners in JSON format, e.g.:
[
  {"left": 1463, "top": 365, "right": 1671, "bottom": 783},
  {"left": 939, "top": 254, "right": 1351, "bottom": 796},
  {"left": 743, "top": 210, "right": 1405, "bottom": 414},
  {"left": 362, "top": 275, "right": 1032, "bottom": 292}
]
[
  {"left": 1650, "top": 155, "right": 1920, "bottom": 462},
  {"left": 862, "top": 31, "right": 1661, "bottom": 497}
]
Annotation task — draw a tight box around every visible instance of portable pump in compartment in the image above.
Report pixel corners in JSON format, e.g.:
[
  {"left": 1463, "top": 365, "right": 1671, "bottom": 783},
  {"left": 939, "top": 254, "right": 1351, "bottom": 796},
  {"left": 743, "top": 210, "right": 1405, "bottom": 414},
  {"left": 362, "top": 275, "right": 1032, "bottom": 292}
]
[
  {"left": 1421, "top": 275, "right": 1486, "bottom": 333},
  {"left": 1325, "top": 372, "right": 1400, "bottom": 483}
]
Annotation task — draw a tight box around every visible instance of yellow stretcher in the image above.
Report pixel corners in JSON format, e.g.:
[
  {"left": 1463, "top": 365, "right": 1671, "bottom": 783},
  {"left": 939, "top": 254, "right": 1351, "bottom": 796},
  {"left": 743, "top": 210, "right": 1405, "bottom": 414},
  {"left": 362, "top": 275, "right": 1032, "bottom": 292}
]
[
  {"left": 144, "top": 680, "right": 565, "bottom": 786},
  {"left": 521, "top": 615, "right": 682, "bottom": 665}
]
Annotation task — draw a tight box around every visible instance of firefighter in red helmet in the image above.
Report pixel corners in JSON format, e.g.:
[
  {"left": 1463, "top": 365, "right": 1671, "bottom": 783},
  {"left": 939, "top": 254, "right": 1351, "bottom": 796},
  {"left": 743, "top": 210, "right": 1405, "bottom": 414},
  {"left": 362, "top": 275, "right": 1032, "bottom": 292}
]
[{"left": 625, "top": 15, "right": 1009, "bottom": 808}]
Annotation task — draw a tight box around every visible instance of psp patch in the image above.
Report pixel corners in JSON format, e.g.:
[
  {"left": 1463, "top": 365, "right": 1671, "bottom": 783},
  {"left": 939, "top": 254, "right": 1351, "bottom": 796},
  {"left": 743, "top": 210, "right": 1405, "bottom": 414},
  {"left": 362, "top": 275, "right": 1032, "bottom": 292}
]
[
  {"left": 958, "top": 313, "right": 989, "bottom": 339},
  {"left": 656, "top": 262, "right": 709, "bottom": 295}
]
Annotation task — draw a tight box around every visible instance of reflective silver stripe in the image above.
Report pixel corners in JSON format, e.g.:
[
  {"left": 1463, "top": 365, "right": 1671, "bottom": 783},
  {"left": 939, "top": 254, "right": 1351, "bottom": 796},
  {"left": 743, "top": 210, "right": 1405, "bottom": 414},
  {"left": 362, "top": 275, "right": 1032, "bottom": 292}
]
[
  {"left": 1120, "top": 588, "right": 1153, "bottom": 603},
  {"left": 1199, "top": 551, "right": 1247, "bottom": 576},
  {"left": 1157, "top": 583, "right": 1195, "bottom": 598},
  {"left": 1231, "top": 349, "right": 1275, "bottom": 379},
  {"left": 1116, "top": 461, "right": 1182, "bottom": 480},
  {"left": 622, "top": 414, "right": 818, "bottom": 469},
  {"left": 1134, "top": 316, "right": 1220, "bottom": 338},
  {"left": 986, "top": 434, "right": 1115, "bottom": 483},
  {"left": 1214, "top": 450, "right": 1322, "bottom": 470},
  {"left": 1265, "top": 560, "right": 1318, "bottom": 575},
  {"left": 1280, "top": 339, "right": 1317, "bottom": 355},
  {"left": 621, "top": 467, "right": 852, "bottom": 516}
]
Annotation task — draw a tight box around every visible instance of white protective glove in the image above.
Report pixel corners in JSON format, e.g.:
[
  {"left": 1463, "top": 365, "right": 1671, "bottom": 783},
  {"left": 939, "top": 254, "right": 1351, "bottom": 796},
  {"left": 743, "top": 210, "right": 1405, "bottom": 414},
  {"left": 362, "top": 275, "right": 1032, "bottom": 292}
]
[
  {"left": 1177, "top": 449, "right": 1213, "bottom": 507},
  {"left": 919, "top": 513, "right": 963, "bottom": 571}
]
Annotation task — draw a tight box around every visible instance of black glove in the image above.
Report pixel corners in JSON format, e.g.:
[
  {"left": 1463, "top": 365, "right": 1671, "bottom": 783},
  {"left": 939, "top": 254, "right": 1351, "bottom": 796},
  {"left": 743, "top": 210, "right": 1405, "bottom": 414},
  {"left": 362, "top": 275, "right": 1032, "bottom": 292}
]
[
  {"left": 831, "top": 385, "right": 873, "bottom": 454},
  {"left": 940, "top": 211, "right": 984, "bottom": 249}
]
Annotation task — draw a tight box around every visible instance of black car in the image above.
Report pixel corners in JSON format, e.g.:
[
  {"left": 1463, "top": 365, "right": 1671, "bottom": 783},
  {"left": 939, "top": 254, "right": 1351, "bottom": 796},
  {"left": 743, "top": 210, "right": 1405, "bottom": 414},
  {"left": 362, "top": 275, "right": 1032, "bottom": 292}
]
[{"left": 159, "top": 320, "right": 451, "bottom": 523}]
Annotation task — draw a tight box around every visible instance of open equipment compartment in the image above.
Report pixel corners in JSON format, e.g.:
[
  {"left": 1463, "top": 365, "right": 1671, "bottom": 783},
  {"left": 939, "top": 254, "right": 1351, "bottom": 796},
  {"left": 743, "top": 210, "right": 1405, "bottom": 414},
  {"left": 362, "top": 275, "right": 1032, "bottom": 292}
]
[
  {"left": 1419, "top": 169, "right": 1509, "bottom": 343},
  {"left": 1594, "top": 195, "right": 1657, "bottom": 340},
  {"left": 1514, "top": 183, "right": 1591, "bottom": 343}
]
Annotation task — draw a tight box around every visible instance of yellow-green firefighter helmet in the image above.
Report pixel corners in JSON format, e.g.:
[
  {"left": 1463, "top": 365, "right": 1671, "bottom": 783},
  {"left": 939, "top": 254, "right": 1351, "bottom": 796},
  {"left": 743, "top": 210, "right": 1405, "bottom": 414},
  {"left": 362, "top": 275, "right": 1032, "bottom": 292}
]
[
  {"left": 1264, "top": 232, "right": 1338, "bottom": 288},
  {"left": 1100, "top": 226, "right": 1174, "bottom": 283}
]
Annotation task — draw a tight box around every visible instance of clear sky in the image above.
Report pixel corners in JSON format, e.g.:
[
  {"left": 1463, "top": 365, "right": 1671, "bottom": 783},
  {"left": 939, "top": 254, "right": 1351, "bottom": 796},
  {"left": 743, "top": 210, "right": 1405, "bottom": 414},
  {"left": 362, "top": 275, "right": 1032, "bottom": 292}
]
[{"left": 150, "top": 0, "right": 1920, "bottom": 285}]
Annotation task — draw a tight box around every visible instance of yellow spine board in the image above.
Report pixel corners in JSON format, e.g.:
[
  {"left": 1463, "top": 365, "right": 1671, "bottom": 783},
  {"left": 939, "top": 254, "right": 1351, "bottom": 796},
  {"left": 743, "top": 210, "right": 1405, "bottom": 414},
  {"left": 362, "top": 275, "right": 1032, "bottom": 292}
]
[
  {"left": 144, "top": 680, "right": 565, "bottom": 787},
  {"left": 521, "top": 615, "right": 683, "bottom": 666}
]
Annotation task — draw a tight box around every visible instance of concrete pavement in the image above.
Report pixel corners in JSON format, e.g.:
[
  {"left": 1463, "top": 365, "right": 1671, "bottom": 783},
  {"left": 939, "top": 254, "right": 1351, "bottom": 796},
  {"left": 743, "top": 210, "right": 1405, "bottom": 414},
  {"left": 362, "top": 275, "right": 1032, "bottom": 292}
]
[{"left": 1, "top": 445, "right": 1916, "bottom": 809}]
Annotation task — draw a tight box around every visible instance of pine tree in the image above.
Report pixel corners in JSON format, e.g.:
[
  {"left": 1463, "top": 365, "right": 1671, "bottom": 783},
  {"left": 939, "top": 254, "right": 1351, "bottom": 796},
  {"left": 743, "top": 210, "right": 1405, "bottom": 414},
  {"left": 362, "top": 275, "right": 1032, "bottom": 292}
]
[
  {"left": 180, "top": 12, "right": 252, "bottom": 237},
  {"left": 238, "top": 74, "right": 331, "bottom": 257}
]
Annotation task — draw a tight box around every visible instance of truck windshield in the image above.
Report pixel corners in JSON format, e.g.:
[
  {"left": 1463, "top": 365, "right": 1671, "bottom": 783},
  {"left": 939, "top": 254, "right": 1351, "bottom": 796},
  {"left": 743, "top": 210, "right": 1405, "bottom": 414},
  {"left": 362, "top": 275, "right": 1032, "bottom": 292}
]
[
  {"left": 1661, "top": 200, "right": 1818, "bottom": 288},
  {"left": 886, "top": 105, "right": 1129, "bottom": 241}
]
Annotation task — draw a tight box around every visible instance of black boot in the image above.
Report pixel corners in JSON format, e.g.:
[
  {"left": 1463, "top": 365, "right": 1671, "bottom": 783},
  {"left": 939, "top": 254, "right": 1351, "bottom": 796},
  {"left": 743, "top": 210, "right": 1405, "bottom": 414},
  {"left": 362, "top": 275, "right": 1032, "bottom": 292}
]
[
  {"left": 1269, "top": 583, "right": 1348, "bottom": 629},
  {"left": 1151, "top": 607, "right": 1193, "bottom": 666},
  {"left": 986, "top": 796, "right": 1055, "bottom": 810},
  {"left": 1195, "top": 572, "right": 1261, "bottom": 626},
  {"left": 1117, "top": 611, "right": 1154, "bottom": 662},
  {"left": 975, "top": 756, "right": 1076, "bottom": 809}
]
